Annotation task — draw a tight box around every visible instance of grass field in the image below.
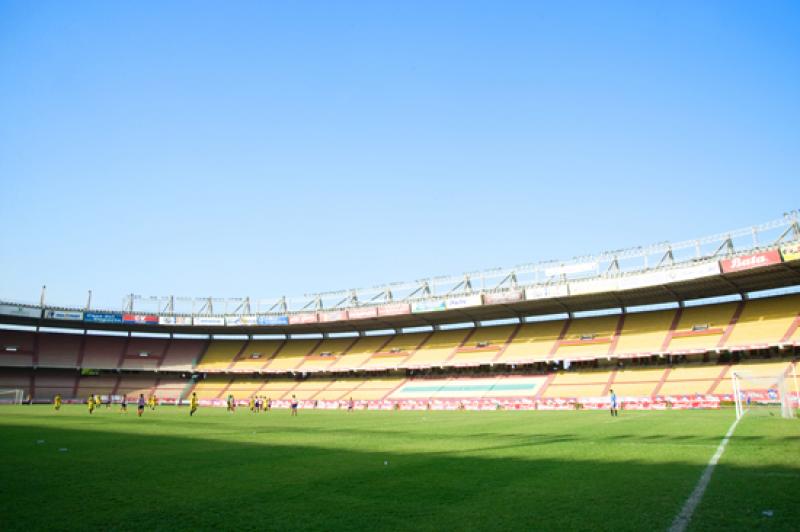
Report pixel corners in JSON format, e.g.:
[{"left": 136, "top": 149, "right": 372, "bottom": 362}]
[{"left": 0, "top": 405, "right": 797, "bottom": 531}]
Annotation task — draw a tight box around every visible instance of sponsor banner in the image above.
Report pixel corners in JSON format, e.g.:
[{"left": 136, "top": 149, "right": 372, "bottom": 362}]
[
  {"left": 544, "top": 262, "right": 597, "bottom": 277},
  {"left": 192, "top": 316, "right": 225, "bottom": 326},
  {"left": 319, "top": 310, "right": 348, "bottom": 323},
  {"left": 225, "top": 315, "right": 259, "bottom": 326},
  {"left": 720, "top": 250, "right": 782, "bottom": 273},
  {"left": 568, "top": 277, "right": 619, "bottom": 296},
  {"left": 257, "top": 315, "right": 289, "bottom": 326},
  {"left": 663, "top": 261, "right": 721, "bottom": 283},
  {"left": 618, "top": 270, "right": 667, "bottom": 291},
  {"left": 445, "top": 294, "right": 483, "bottom": 310},
  {"left": 525, "top": 284, "right": 569, "bottom": 300},
  {"left": 411, "top": 300, "right": 447, "bottom": 313},
  {"left": 347, "top": 307, "right": 378, "bottom": 320},
  {"left": 158, "top": 316, "right": 192, "bottom": 325},
  {"left": 780, "top": 242, "right": 800, "bottom": 262},
  {"left": 84, "top": 312, "right": 124, "bottom": 323},
  {"left": 122, "top": 313, "right": 159, "bottom": 324},
  {"left": 0, "top": 304, "right": 42, "bottom": 319},
  {"left": 288, "top": 312, "right": 318, "bottom": 325},
  {"left": 377, "top": 303, "right": 411, "bottom": 316},
  {"left": 483, "top": 290, "right": 523, "bottom": 305},
  {"left": 45, "top": 309, "right": 84, "bottom": 321}
]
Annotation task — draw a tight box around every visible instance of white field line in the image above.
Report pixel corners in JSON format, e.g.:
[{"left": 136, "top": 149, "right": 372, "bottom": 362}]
[{"left": 667, "top": 415, "right": 741, "bottom": 532}]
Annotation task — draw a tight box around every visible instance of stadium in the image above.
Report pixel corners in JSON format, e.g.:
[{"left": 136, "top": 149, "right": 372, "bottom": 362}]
[
  {"left": 3, "top": 3, "right": 800, "bottom": 532},
  {"left": 1, "top": 215, "right": 799, "bottom": 530},
  {"left": 2, "top": 216, "right": 800, "bottom": 410}
]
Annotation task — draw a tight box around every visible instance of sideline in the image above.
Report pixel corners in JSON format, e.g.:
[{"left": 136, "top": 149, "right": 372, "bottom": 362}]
[{"left": 667, "top": 414, "right": 741, "bottom": 532}]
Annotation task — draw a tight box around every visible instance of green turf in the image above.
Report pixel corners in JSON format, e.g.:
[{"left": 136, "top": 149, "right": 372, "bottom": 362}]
[{"left": 0, "top": 405, "right": 797, "bottom": 531}]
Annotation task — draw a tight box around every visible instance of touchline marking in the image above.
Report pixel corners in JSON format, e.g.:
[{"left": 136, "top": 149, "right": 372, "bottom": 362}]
[{"left": 668, "top": 415, "right": 741, "bottom": 532}]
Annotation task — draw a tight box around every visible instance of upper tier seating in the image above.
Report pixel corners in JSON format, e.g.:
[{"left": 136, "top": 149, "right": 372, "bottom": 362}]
[{"left": 1, "top": 294, "right": 798, "bottom": 376}]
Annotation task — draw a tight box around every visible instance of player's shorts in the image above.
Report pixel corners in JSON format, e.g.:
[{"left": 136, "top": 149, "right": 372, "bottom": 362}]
[{"left": 137, "top": 405, "right": 145, "bottom": 411}]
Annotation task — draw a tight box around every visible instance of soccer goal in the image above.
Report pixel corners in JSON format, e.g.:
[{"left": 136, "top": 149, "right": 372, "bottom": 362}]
[
  {"left": 731, "top": 370, "right": 796, "bottom": 420},
  {"left": 0, "top": 388, "right": 25, "bottom": 405}
]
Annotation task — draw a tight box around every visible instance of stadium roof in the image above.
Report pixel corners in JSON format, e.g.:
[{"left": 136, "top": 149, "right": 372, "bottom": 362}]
[{"left": 1, "top": 214, "right": 799, "bottom": 336}]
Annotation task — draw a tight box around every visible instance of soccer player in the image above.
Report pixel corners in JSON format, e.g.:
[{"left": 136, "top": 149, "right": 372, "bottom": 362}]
[
  {"left": 347, "top": 397, "right": 354, "bottom": 412},
  {"left": 290, "top": 395, "right": 298, "bottom": 417},
  {"left": 106, "top": 394, "right": 112, "bottom": 408},
  {"left": 609, "top": 389, "right": 618, "bottom": 417},
  {"left": 54, "top": 394, "right": 62, "bottom": 411},
  {"left": 137, "top": 393, "right": 146, "bottom": 417},
  {"left": 88, "top": 394, "right": 95, "bottom": 414},
  {"left": 266, "top": 397, "right": 272, "bottom": 412},
  {"left": 190, "top": 392, "right": 198, "bottom": 416},
  {"left": 227, "top": 394, "right": 235, "bottom": 413},
  {"left": 120, "top": 394, "right": 128, "bottom": 414}
]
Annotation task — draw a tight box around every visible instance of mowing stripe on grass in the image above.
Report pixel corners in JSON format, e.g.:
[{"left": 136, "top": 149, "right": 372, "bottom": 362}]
[{"left": 668, "top": 415, "right": 740, "bottom": 532}]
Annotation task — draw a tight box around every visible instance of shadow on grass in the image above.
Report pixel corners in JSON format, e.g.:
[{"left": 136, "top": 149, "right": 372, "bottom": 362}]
[{"left": 0, "top": 422, "right": 798, "bottom": 532}]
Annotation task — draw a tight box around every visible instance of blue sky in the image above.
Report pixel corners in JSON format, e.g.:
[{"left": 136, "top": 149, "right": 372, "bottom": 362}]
[{"left": 1, "top": 1, "right": 798, "bottom": 309}]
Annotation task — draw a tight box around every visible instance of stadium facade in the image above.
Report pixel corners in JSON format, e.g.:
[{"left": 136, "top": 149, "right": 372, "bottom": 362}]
[{"left": 1, "top": 215, "right": 799, "bottom": 410}]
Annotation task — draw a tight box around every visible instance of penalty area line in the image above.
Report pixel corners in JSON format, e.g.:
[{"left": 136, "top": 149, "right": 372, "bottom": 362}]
[{"left": 667, "top": 415, "right": 741, "bottom": 532}]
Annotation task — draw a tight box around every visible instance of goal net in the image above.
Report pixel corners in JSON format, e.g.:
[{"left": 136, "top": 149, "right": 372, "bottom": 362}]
[
  {"left": 0, "top": 388, "right": 25, "bottom": 405},
  {"left": 731, "top": 370, "right": 795, "bottom": 420}
]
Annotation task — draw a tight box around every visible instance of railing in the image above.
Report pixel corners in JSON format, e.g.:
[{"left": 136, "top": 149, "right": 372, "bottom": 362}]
[{"left": 1, "top": 212, "right": 798, "bottom": 319}]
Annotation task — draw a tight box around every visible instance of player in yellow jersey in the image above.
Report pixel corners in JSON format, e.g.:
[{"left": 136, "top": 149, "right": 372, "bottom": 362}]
[
  {"left": 87, "top": 394, "right": 95, "bottom": 414},
  {"left": 190, "top": 392, "right": 198, "bottom": 416},
  {"left": 54, "top": 394, "right": 62, "bottom": 411},
  {"left": 249, "top": 396, "right": 255, "bottom": 412}
]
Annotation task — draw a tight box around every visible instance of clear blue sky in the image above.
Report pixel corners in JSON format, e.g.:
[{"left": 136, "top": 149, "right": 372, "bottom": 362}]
[{"left": 1, "top": 1, "right": 798, "bottom": 309}]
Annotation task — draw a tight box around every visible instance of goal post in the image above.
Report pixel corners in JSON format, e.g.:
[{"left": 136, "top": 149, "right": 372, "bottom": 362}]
[
  {"left": 732, "top": 370, "right": 795, "bottom": 420},
  {"left": 0, "top": 388, "right": 24, "bottom": 405}
]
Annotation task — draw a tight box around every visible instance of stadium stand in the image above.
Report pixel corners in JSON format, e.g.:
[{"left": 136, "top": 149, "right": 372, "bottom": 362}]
[
  {"left": 297, "top": 337, "right": 360, "bottom": 372},
  {"left": 361, "top": 332, "right": 429, "bottom": 370},
  {"left": 542, "top": 371, "right": 610, "bottom": 399},
  {"left": 228, "top": 339, "right": 284, "bottom": 372},
  {"left": 402, "top": 329, "right": 472, "bottom": 368},
  {"left": 610, "top": 368, "right": 669, "bottom": 397},
  {"left": 494, "top": 320, "right": 567, "bottom": 365},
  {"left": 450, "top": 324, "right": 517, "bottom": 366},
  {"left": 657, "top": 365, "right": 728, "bottom": 396},
  {"left": 326, "top": 335, "right": 394, "bottom": 371},
  {"left": 196, "top": 340, "right": 246, "bottom": 371},
  {"left": 115, "top": 375, "right": 159, "bottom": 399},
  {"left": 120, "top": 337, "right": 169, "bottom": 371},
  {"left": 290, "top": 379, "right": 333, "bottom": 399},
  {"left": 76, "top": 374, "right": 119, "bottom": 398},
  {"left": 313, "top": 379, "right": 361, "bottom": 401},
  {"left": 1, "top": 292, "right": 799, "bottom": 406},
  {"left": 38, "top": 332, "right": 83, "bottom": 368},
  {"left": 723, "top": 294, "right": 800, "bottom": 350},
  {"left": 553, "top": 314, "right": 623, "bottom": 360},
  {"left": 348, "top": 378, "right": 403, "bottom": 400},
  {"left": 264, "top": 339, "right": 321, "bottom": 372},
  {"left": 81, "top": 335, "right": 128, "bottom": 370},
  {"left": 0, "top": 329, "right": 36, "bottom": 367},
  {"left": 159, "top": 339, "right": 207, "bottom": 372},
  {"left": 665, "top": 302, "right": 740, "bottom": 354},
  {"left": 191, "top": 376, "right": 232, "bottom": 400},
  {"left": 34, "top": 370, "right": 79, "bottom": 400},
  {"left": 614, "top": 309, "right": 676, "bottom": 357}
]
